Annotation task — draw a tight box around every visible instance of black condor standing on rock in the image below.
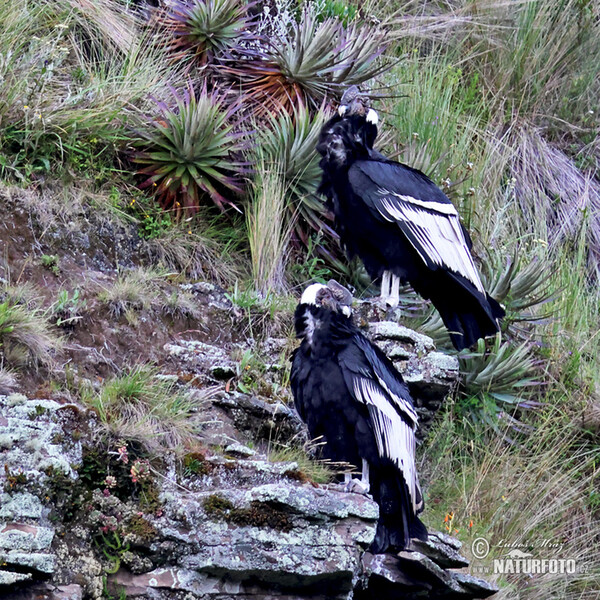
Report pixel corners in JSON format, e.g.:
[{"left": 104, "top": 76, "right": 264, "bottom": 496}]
[
  {"left": 290, "top": 281, "right": 428, "bottom": 553},
  {"left": 317, "top": 88, "right": 504, "bottom": 351}
]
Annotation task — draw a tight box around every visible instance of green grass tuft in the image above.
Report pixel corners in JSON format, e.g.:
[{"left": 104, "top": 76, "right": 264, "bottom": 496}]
[
  {"left": 0, "top": 299, "right": 63, "bottom": 368},
  {"left": 81, "top": 364, "right": 212, "bottom": 453}
]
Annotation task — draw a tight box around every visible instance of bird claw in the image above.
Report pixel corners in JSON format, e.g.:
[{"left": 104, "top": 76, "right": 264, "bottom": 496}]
[{"left": 344, "top": 477, "right": 371, "bottom": 495}]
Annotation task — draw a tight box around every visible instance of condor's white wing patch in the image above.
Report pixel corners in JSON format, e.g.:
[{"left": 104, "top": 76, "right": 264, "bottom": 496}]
[
  {"left": 352, "top": 376, "right": 422, "bottom": 513},
  {"left": 377, "top": 189, "right": 485, "bottom": 293}
]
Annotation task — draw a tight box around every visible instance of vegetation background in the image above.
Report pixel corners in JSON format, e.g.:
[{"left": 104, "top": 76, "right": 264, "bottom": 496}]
[{"left": 0, "top": 0, "right": 599, "bottom": 597}]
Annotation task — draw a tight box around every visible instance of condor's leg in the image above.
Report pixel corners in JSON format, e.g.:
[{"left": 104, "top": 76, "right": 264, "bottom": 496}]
[
  {"left": 360, "top": 459, "right": 370, "bottom": 494},
  {"left": 344, "top": 461, "right": 370, "bottom": 495},
  {"left": 387, "top": 274, "right": 400, "bottom": 307},
  {"left": 380, "top": 271, "right": 391, "bottom": 304}
]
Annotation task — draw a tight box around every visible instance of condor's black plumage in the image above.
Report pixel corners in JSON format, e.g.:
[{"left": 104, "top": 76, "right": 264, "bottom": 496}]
[
  {"left": 317, "top": 91, "right": 504, "bottom": 350},
  {"left": 290, "top": 281, "right": 427, "bottom": 553}
]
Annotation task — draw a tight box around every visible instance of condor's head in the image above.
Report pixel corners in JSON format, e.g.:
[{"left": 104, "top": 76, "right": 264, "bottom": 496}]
[
  {"left": 295, "top": 280, "right": 354, "bottom": 345},
  {"left": 317, "top": 87, "right": 379, "bottom": 171}
]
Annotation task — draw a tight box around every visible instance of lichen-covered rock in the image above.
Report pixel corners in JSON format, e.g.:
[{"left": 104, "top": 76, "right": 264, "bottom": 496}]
[
  {"left": 0, "top": 550, "right": 55, "bottom": 574},
  {"left": 409, "top": 530, "right": 470, "bottom": 569},
  {"left": 368, "top": 321, "right": 436, "bottom": 352},
  {"left": 213, "top": 391, "right": 304, "bottom": 444},
  {"left": 0, "top": 342, "right": 491, "bottom": 600},
  {"left": 0, "top": 570, "right": 33, "bottom": 585},
  {"left": 182, "top": 281, "right": 235, "bottom": 312},
  {"left": 0, "top": 492, "right": 44, "bottom": 520},
  {"left": 0, "top": 395, "right": 81, "bottom": 480},
  {"left": 153, "top": 482, "right": 377, "bottom": 593},
  {"left": 165, "top": 340, "right": 238, "bottom": 381},
  {"left": 354, "top": 309, "right": 460, "bottom": 439},
  {"left": 224, "top": 443, "right": 257, "bottom": 458},
  {"left": 359, "top": 542, "right": 498, "bottom": 600},
  {"left": 0, "top": 395, "right": 85, "bottom": 591}
]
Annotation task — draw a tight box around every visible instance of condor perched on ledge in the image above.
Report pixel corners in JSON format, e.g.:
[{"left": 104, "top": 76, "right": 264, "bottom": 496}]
[
  {"left": 317, "top": 87, "right": 504, "bottom": 351},
  {"left": 290, "top": 281, "right": 427, "bottom": 553}
]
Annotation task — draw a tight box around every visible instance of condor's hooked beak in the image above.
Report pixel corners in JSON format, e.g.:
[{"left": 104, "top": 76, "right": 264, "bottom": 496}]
[
  {"left": 326, "top": 279, "right": 353, "bottom": 312},
  {"left": 322, "top": 280, "right": 353, "bottom": 316},
  {"left": 337, "top": 87, "right": 379, "bottom": 125}
]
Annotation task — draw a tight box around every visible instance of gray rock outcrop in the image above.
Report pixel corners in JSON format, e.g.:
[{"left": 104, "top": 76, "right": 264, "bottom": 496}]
[
  {"left": 0, "top": 287, "right": 494, "bottom": 600},
  {"left": 0, "top": 386, "right": 496, "bottom": 600}
]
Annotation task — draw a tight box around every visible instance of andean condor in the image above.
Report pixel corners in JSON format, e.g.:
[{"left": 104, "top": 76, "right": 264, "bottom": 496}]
[
  {"left": 317, "top": 87, "right": 504, "bottom": 351},
  {"left": 290, "top": 280, "right": 428, "bottom": 553}
]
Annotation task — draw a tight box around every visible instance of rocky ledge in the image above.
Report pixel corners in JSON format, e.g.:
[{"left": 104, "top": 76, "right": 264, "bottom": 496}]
[
  {"left": 0, "top": 288, "right": 494, "bottom": 599},
  {"left": 0, "top": 387, "right": 496, "bottom": 600}
]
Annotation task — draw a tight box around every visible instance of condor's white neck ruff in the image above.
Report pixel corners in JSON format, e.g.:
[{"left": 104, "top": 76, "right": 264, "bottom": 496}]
[
  {"left": 300, "top": 283, "right": 326, "bottom": 306},
  {"left": 337, "top": 105, "right": 379, "bottom": 126}
]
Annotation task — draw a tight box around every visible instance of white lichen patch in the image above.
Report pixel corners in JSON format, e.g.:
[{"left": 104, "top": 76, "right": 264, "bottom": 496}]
[
  {"left": 0, "top": 395, "right": 81, "bottom": 483},
  {"left": 0, "top": 525, "right": 54, "bottom": 552},
  {"left": 0, "top": 550, "right": 55, "bottom": 574},
  {"left": 0, "top": 570, "right": 32, "bottom": 584},
  {"left": 0, "top": 492, "right": 43, "bottom": 519},
  {"left": 368, "top": 322, "right": 435, "bottom": 352},
  {"left": 426, "top": 351, "right": 460, "bottom": 376},
  {"left": 6, "top": 393, "right": 28, "bottom": 406}
]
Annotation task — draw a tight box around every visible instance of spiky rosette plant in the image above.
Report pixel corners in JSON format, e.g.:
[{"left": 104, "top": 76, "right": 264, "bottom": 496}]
[
  {"left": 133, "top": 85, "right": 247, "bottom": 216},
  {"left": 160, "top": 0, "right": 252, "bottom": 64},
  {"left": 458, "top": 336, "right": 543, "bottom": 436},
  {"left": 223, "top": 6, "right": 390, "bottom": 114},
  {"left": 417, "top": 247, "right": 552, "bottom": 431},
  {"left": 332, "top": 20, "right": 389, "bottom": 86},
  {"left": 260, "top": 103, "right": 326, "bottom": 225},
  {"left": 258, "top": 102, "right": 348, "bottom": 271},
  {"left": 480, "top": 247, "right": 556, "bottom": 338}
]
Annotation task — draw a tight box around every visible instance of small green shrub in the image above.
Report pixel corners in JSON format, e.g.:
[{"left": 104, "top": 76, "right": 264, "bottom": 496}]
[
  {"left": 0, "top": 300, "right": 62, "bottom": 367},
  {"left": 41, "top": 254, "right": 60, "bottom": 276},
  {"left": 98, "top": 268, "right": 165, "bottom": 319},
  {"left": 50, "top": 289, "right": 86, "bottom": 328}
]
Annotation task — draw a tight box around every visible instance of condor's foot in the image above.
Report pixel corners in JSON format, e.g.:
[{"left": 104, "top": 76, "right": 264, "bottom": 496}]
[
  {"left": 343, "top": 461, "right": 371, "bottom": 495},
  {"left": 344, "top": 478, "right": 370, "bottom": 495}
]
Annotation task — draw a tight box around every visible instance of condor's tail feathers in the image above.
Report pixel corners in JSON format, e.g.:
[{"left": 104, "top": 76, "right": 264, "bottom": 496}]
[
  {"left": 371, "top": 511, "right": 428, "bottom": 555},
  {"left": 369, "top": 465, "right": 428, "bottom": 554},
  {"left": 420, "top": 270, "right": 505, "bottom": 351}
]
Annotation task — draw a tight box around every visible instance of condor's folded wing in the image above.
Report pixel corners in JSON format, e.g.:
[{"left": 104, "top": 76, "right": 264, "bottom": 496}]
[
  {"left": 338, "top": 333, "right": 423, "bottom": 514},
  {"left": 348, "top": 160, "right": 484, "bottom": 294}
]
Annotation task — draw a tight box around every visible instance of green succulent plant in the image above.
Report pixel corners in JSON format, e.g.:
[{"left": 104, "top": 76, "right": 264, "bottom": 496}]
[
  {"left": 260, "top": 103, "right": 326, "bottom": 223},
  {"left": 460, "top": 336, "right": 540, "bottom": 401},
  {"left": 133, "top": 84, "right": 247, "bottom": 216},
  {"left": 223, "top": 6, "right": 390, "bottom": 113},
  {"left": 417, "top": 247, "right": 553, "bottom": 430},
  {"left": 457, "top": 336, "right": 542, "bottom": 434},
  {"left": 331, "top": 20, "right": 389, "bottom": 86},
  {"left": 480, "top": 247, "right": 555, "bottom": 320},
  {"left": 161, "top": 0, "right": 251, "bottom": 63}
]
